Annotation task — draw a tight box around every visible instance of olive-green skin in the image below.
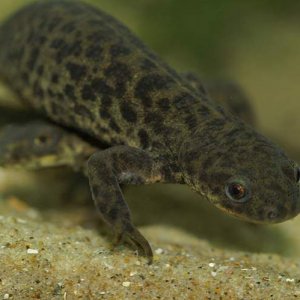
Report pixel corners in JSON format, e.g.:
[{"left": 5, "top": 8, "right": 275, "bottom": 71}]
[{"left": 0, "top": 1, "right": 299, "bottom": 260}]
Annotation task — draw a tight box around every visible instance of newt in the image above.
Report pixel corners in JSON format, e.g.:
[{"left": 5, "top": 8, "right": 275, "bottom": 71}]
[{"left": 0, "top": 1, "right": 299, "bottom": 262}]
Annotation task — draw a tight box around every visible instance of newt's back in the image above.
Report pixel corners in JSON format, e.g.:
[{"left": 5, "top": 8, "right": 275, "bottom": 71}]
[{"left": 0, "top": 0, "right": 218, "bottom": 150}]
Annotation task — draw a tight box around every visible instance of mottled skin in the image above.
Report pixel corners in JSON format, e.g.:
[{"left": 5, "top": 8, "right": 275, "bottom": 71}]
[
  {"left": 0, "top": 1, "right": 300, "bottom": 262},
  {"left": 0, "top": 78, "right": 253, "bottom": 170}
]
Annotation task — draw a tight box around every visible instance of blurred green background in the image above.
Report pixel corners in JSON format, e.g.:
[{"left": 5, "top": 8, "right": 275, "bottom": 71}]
[{"left": 0, "top": 0, "right": 300, "bottom": 256}]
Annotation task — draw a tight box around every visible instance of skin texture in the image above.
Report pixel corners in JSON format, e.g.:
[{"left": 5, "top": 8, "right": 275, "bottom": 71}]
[
  {"left": 0, "top": 0, "right": 300, "bottom": 262},
  {"left": 0, "top": 77, "right": 254, "bottom": 170}
]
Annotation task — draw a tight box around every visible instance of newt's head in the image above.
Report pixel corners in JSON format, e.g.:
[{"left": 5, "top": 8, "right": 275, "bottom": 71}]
[
  {"left": 0, "top": 121, "right": 93, "bottom": 170},
  {"left": 179, "top": 121, "right": 300, "bottom": 224}
]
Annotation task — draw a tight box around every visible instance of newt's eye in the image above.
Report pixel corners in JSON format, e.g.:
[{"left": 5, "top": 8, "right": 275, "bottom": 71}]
[
  {"left": 225, "top": 178, "right": 250, "bottom": 202},
  {"left": 34, "top": 134, "right": 52, "bottom": 146}
]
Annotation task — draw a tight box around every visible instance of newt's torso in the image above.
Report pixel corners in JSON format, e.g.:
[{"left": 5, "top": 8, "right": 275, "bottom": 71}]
[
  {"left": 0, "top": 0, "right": 223, "bottom": 153},
  {"left": 0, "top": 0, "right": 299, "bottom": 261}
]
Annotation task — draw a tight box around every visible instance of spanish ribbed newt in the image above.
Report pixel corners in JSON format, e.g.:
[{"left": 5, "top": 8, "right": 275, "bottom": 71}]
[{"left": 0, "top": 1, "right": 299, "bottom": 263}]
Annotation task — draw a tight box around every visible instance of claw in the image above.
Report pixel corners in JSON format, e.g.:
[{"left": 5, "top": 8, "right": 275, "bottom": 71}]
[
  {"left": 126, "top": 227, "right": 153, "bottom": 264},
  {"left": 115, "top": 224, "right": 153, "bottom": 264}
]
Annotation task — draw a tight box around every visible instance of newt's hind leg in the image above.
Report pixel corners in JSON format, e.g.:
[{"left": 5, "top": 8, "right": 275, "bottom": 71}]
[
  {"left": 0, "top": 121, "right": 95, "bottom": 171},
  {"left": 205, "top": 80, "right": 255, "bottom": 125},
  {"left": 182, "top": 72, "right": 255, "bottom": 125},
  {"left": 87, "top": 146, "right": 163, "bottom": 263}
]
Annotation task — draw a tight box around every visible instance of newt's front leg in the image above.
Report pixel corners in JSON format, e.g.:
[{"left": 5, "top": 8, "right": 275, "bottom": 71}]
[{"left": 87, "top": 146, "right": 162, "bottom": 263}]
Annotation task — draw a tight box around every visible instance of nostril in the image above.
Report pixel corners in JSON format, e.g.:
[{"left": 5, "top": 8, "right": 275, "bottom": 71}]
[{"left": 266, "top": 208, "right": 278, "bottom": 220}]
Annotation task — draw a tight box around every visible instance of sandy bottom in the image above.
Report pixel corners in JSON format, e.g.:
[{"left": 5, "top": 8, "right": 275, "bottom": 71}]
[{"left": 0, "top": 173, "right": 299, "bottom": 299}]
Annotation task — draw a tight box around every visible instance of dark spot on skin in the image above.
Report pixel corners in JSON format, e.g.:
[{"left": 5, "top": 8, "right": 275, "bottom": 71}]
[
  {"left": 196, "top": 105, "right": 210, "bottom": 117},
  {"left": 64, "top": 113, "right": 77, "bottom": 126},
  {"left": 26, "top": 32, "right": 34, "bottom": 44},
  {"left": 51, "top": 38, "right": 66, "bottom": 49},
  {"left": 95, "top": 197, "right": 108, "bottom": 214},
  {"left": 198, "top": 170, "right": 209, "bottom": 183},
  {"left": 266, "top": 182, "right": 285, "bottom": 195},
  {"left": 105, "top": 62, "right": 132, "bottom": 80},
  {"left": 68, "top": 41, "right": 82, "bottom": 57},
  {"left": 256, "top": 208, "right": 266, "bottom": 221},
  {"left": 75, "top": 30, "right": 82, "bottom": 39},
  {"left": 56, "top": 93, "right": 64, "bottom": 100},
  {"left": 141, "top": 58, "right": 156, "bottom": 71},
  {"left": 81, "top": 84, "right": 96, "bottom": 101},
  {"left": 224, "top": 128, "right": 240, "bottom": 139},
  {"left": 161, "top": 164, "right": 174, "bottom": 182},
  {"left": 64, "top": 84, "right": 76, "bottom": 99},
  {"left": 144, "top": 114, "right": 153, "bottom": 124},
  {"left": 97, "top": 125, "right": 110, "bottom": 134},
  {"left": 126, "top": 128, "right": 133, "bottom": 137},
  {"left": 144, "top": 112, "right": 163, "bottom": 133},
  {"left": 91, "top": 78, "right": 113, "bottom": 95},
  {"left": 108, "top": 208, "right": 118, "bottom": 221},
  {"left": 52, "top": 39, "right": 82, "bottom": 63},
  {"left": 135, "top": 74, "right": 173, "bottom": 107},
  {"left": 47, "top": 88, "right": 55, "bottom": 98},
  {"left": 50, "top": 102, "right": 60, "bottom": 115},
  {"left": 85, "top": 44, "right": 103, "bottom": 61},
  {"left": 60, "top": 21, "right": 76, "bottom": 33},
  {"left": 109, "top": 44, "right": 131, "bottom": 57},
  {"left": 37, "top": 35, "right": 47, "bottom": 46},
  {"left": 173, "top": 93, "right": 196, "bottom": 110},
  {"left": 201, "top": 156, "right": 214, "bottom": 171},
  {"left": 87, "top": 30, "right": 110, "bottom": 44},
  {"left": 33, "top": 80, "right": 44, "bottom": 99},
  {"left": 138, "top": 129, "right": 149, "bottom": 149},
  {"left": 120, "top": 103, "right": 137, "bottom": 123},
  {"left": 207, "top": 118, "right": 226, "bottom": 129},
  {"left": 185, "top": 114, "right": 198, "bottom": 130},
  {"left": 27, "top": 47, "right": 39, "bottom": 70},
  {"left": 74, "top": 104, "right": 93, "bottom": 119},
  {"left": 157, "top": 98, "right": 170, "bottom": 112},
  {"left": 109, "top": 119, "right": 121, "bottom": 133},
  {"left": 47, "top": 16, "right": 61, "bottom": 32},
  {"left": 99, "top": 107, "right": 110, "bottom": 119},
  {"left": 87, "top": 19, "right": 105, "bottom": 27},
  {"left": 81, "top": 80, "right": 113, "bottom": 102},
  {"left": 21, "top": 72, "right": 29, "bottom": 84},
  {"left": 151, "top": 141, "right": 163, "bottom": 150},
  {"left": 209, "top": 172, "right": 230, "bottom": 189},
  {"left": 105, "top": 62, "right": 132, "bottom": 97},
  {"left": 33, "top": 82, "right": 44, "bottom": 99},
  {"left": 51, "top": 73, "right": 59, "bottom": 84},
  {"left": 65, "top": 62, "right": 87, "bottom": 81},
  {"left": 281, "top": 164, "right": 296, "bottom": 182},
  {"left": 36, "top": 65, "right": 44, "bottom": 76},
  {"left": 184, "top": 146, "right": 200, "bottom": 161},
  {"left": 102, "top": 95, "right": 112, "bottom": 108},
  {"left": 9, "top": 46, "right": 25, "bottom": 63}
]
